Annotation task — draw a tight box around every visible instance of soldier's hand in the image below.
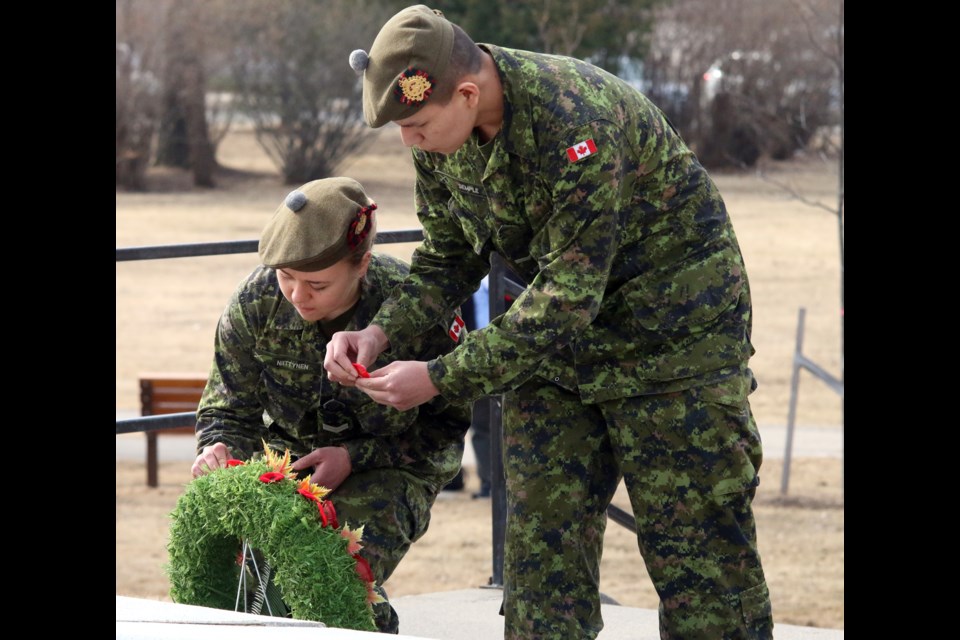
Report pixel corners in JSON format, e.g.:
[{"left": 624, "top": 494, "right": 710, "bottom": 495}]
[
  {"left": 192, "top": 442, "right": 232, "bottom": 478},
  {"left": 291, "top": 446, "right": 353, "bottom": 491},
  {"left": 325, "top": 325, "right": 390, "bottom": 386},
  {"left": 356, "top": 360, "right": 439, "bottom": 411}
]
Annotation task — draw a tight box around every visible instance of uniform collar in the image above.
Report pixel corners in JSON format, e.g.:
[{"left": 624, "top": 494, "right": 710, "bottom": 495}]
[{"left": 479, "top": 44, "right": 535, "bottom": 166}]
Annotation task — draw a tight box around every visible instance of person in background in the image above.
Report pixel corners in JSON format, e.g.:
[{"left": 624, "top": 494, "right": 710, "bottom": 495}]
[
  {"left": 191, "top": 176, "right": 470, "bottom": 633},
  {"left": 457, "top": 276, "right": 491, "bottom": 498}
]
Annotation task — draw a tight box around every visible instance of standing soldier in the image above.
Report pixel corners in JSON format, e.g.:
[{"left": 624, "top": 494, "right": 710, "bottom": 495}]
[{"left": 328, "top": 5, "right": 774, "bottom": 639}]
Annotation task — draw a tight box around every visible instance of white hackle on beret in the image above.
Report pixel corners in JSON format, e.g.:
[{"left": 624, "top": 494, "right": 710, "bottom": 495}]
[
  {"left": 349, "top": 49, "right": 370, "bottom": 75},
  {"left": 285, "top": 190, "right": 308, "bottom": 212}
]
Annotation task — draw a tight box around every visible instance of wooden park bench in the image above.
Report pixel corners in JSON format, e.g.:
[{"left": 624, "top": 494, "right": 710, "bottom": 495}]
[{"left": 139, "top": 373, "right": 207, "bottom": 488}]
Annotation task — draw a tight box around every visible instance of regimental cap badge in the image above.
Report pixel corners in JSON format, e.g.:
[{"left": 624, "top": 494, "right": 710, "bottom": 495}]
[
  {"left": 395, "top": 68, "right": 435, "bottom": 105},
  {"left": 347, "top": 203, "right": 377, "bottom": 249}
]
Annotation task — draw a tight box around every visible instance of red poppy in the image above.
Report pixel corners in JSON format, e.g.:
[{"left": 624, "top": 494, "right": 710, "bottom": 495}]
[
  {"left": 353, "top": 554, "right": 374, "bottom": 583},
  {"left": 319, "top": 500, "right": 339, "bottom": 529},
  {"left": 352, "top": 362, "right": 371, "bottom": 378},
  {"left": 297, "top": 487, "right": 319, "bottom": 502},
  {"left": 225, "top": 459, "right": 245, "bottom": 467},
  {"left": 259, "top": 471, "right": 285, "bottom": 483}
]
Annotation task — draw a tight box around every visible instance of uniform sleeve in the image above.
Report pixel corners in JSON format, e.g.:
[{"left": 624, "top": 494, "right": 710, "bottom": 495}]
[
  {"left": 371, "top": 153, "right": 490, "bottom": 348},
  {"left": 428, "top": 122, "right": 630, "bottom": 404},
  {"left": 195, "top": 284, "right": 271, "bottom": 457}
]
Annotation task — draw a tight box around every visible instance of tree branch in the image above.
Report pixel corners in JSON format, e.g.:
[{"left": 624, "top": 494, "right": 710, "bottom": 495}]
[{"left": 755, "top": 168, "right": 838, "bottom": 215}]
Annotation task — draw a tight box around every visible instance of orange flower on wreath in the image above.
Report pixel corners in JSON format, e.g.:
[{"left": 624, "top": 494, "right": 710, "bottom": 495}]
[
  {"left": 296, "top": 477, "right": 330, "bottom": 503},
  {"left": 340, "top": 524, "right": 365, "bottom": 555},
  {"left": 261, "top": 440, "right": 296, "bottom": 479}
]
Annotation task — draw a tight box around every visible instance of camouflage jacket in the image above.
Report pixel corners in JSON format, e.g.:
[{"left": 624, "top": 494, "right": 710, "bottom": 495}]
[
  {"left": 196, "top": 253, "right": 469, "bottom": 488},
  {"left": 371, "top": 45, "right": 755, "bottom": 405}
]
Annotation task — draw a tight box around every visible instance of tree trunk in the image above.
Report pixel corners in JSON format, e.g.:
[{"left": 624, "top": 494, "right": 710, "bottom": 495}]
[
  {"left": 155, "top": 0, "right": 216, "bottom": 184},
  {"left": 183, "top": 60, "right": 216, "bottom": 187},
  {"left": 156, "top": 83, "right": 190, "bottom": 168}
]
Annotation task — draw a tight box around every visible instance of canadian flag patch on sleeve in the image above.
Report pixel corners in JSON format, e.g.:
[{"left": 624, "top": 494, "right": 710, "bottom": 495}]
[
  {"left": 566, "top": 138, "right": 597, "bottom": 162},
  {"left": 448, "top": 314, "right": 466, "bottom": 342}
]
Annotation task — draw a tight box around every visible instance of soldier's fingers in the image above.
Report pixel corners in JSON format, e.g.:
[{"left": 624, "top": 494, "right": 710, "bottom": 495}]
[
  {"left": 325, "top": 334, "right": 356, "bottom": 367},
  {"left": 291, "top": 452, "right": 316, "bottom": 470},
  {"left": 355, "top": 379, "right": 399, "bottom": 408},
  {"left": 326, "top": 361, "right": 359, "bottom": 386},
  {"left": 192, "top": 458, "right": 211, "bottom": 478},
  {"left": 355, "top": 377, "right": 384, "bottom": 393}
]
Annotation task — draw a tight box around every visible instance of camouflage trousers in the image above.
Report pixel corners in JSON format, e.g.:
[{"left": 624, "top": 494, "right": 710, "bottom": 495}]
[
  {"left": 501, "top": 370, "right": 773, "bottom": 639},
  {"left": 331, "top": 467, "right": 438, "bottom": 634}
]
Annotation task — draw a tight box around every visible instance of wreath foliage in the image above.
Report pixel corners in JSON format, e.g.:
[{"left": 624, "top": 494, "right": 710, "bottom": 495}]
[{"left": 166, "top": 445, "right": 378, "bottom": 631}]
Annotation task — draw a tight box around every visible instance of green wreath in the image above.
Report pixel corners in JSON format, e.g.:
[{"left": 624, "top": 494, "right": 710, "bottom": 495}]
[{"left": 166, "top": 445, "right": 378, "bottom": 631}]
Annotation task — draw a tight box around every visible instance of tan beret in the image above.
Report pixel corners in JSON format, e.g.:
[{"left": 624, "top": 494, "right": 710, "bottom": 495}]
[
  {"left": 259, "top": 177, "right": 376, "bottom": 272},
  {"left": 348, "top": 5, "right": 454, "bottom": 128}
]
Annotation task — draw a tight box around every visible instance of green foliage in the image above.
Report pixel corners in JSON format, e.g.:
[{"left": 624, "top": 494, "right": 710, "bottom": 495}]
[{"left": 166, "top": 459, "right": 376, "bottom": 631}]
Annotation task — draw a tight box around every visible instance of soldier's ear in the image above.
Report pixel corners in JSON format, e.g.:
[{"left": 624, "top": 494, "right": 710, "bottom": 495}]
[
  {"left": 456, "top": 82, "right": 480, "bottom": 109},
  {"left": 357, "top": 251, "right": 373, "bottom": 279}
]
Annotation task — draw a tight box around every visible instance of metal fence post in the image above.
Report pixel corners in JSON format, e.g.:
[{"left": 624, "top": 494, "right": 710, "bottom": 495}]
[
  {"left": 780, "top": 306, "right": 845, "bottom": 496},
  {"left": 486, "top": 254, "right": 510, "bottom": 588},
  {"left": 781, "top": 308, "right": 806, "bottom": 495}
]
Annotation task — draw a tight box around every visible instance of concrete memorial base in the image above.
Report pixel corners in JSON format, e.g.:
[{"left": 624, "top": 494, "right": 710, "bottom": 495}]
[{"left": 118, "top": 590, "right": 844, "bottom": 639}]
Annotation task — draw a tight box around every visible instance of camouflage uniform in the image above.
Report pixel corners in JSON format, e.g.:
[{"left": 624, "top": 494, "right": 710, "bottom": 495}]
[
  {"left": 371, "top": 46, "right": 773, "bottom": 639},
  {"left": 196, "top": 252, "right": 470, "bottom": 633}
]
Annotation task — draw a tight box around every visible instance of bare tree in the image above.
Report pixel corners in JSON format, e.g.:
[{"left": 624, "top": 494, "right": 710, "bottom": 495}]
[
  {"left": 642, "top": 0, "right": 839, "bottom": 168},
  {"left": 790, "top": 0, "right": 843, "bottom": 384},
  {"left": 116, "top": 0, "right": 163, "bottom": 191},
  {"left": 532, "top": 0, "right": 589, "bottom": 55},
  {"left": 489, "top": 0, "right": 661, "bottom": 75},
  {"left": 228, "top": 0, "right": 384, "bottom": 184}
]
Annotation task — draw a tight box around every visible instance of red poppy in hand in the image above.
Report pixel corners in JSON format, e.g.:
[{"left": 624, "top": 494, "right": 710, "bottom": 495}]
[{"left": 352, "top": 363, "right": 371, "bottom": 378}]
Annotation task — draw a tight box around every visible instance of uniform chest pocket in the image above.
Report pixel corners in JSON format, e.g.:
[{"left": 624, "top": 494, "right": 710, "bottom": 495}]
[
  {"left": 494, "top": 223, "right": 536, "bottom": 269},
  {"left": 253, "top": 351, "right": 323, "bottom": 427},
  {"left": 436, "top": 172, "right": 492, "bottom": 252},
  {"left": 446, "top": 198, "right": 492, "bottom": 256}
]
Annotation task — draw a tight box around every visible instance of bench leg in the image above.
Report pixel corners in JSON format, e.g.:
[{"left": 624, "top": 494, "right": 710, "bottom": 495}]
[{"left": 147, "top": 431, "right": 159, "bottom": 488}]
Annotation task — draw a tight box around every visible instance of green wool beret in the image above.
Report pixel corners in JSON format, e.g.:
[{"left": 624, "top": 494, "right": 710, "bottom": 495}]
[
  {"left": 259, "top": 177, "right": 376, "bottom": 272},
  {"left": 349, "top": 4, "right": 454, "bottom": 128}
]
